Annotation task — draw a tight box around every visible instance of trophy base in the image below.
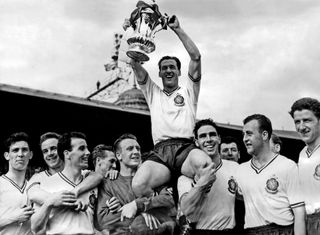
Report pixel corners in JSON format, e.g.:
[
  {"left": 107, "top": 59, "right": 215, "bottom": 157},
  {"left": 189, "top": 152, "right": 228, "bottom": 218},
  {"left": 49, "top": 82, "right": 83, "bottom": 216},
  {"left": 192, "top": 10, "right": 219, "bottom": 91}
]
[{"left": 127, "top": 50, "right": 150, "bottom": 62}]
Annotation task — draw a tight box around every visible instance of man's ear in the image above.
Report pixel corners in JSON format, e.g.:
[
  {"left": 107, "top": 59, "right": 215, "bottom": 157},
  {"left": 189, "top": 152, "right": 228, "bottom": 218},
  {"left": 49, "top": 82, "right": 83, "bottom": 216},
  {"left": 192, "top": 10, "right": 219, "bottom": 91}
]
[
  {"left": 195, "top": 139, "right": 199, "bottom": 147},
  {"left": 29, "top": 151, "right": 33, "bottom": 160},
  {"left": 262, "top": 131, "right": 269, "bottom": 141},
  {"left": 64, "top": 150, "right": 70, "bottom": 160},
  {"left": 4, "top": 152, "right": 9, "bottom": 161},
  {"left": 116, "top": 151, "right": 121, "bottom": 161}
]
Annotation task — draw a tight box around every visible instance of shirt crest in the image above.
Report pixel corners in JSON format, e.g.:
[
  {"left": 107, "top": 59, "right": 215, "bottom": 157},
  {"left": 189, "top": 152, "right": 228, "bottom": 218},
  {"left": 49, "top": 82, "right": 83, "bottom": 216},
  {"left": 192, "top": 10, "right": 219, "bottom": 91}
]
[{"left": 265, "top": 175, "right": 279, "bottom": 194}]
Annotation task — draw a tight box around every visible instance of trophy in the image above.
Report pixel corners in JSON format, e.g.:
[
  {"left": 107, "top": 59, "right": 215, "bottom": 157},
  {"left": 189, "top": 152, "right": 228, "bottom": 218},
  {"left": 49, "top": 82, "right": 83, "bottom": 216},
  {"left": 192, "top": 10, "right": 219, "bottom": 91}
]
[{"left": 124, "top": 0, "right": 168, "bottom": 62}]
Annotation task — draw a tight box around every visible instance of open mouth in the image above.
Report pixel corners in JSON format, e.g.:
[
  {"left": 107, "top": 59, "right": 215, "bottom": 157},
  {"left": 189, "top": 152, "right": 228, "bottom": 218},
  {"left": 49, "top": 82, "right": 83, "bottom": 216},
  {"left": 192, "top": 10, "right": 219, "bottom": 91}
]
[{"left": 164, "top": 73, "right": 174, "bottom": 78}]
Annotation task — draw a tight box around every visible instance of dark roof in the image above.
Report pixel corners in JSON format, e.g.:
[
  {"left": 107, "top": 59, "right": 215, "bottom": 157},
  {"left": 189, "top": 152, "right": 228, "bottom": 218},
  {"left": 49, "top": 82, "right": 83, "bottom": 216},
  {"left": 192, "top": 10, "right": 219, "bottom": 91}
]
[
  {"left": 0, "top": 83, "right": 150, "bottom": 116},
  {"left": 0, "top": 83, "right": 300, "bottom": 140}
]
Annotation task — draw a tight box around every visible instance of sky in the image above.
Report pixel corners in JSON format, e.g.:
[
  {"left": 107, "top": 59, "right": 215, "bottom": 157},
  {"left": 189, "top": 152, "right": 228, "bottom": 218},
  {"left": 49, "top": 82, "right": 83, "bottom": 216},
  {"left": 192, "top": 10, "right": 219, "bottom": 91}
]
[{"left": 1, "top": 0, "right": 320, "bottom": 131}]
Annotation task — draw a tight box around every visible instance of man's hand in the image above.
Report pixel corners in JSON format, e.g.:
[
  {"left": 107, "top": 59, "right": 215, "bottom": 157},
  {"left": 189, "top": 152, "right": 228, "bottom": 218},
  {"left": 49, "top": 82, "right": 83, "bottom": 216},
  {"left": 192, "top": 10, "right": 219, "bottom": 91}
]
[
  {"left": 47, "top": 190, "right": 77, "bottom": 207},
  {"left": 106, "top": 197, "right": 121, "bottom": 213},
  {"left": 195, "top": 162, "right": 216, "bottom": 192},
  {"left": 142, "top": 212, "right": 160, "bottom": 230},
  {"left": 74, "top": 198, "right": 88, "bottom": 212},
  {"left": 167, "top": 15, "right": 180, "bottom": 30},
  {"left": 105, "top": 170, "right": 119, "bottom": 181},
  {"left": 10, "top": 205, "right": 34, "bottom": 223},
  {"left": 119, "top": 201, "right": 137, "bottom": 221}
]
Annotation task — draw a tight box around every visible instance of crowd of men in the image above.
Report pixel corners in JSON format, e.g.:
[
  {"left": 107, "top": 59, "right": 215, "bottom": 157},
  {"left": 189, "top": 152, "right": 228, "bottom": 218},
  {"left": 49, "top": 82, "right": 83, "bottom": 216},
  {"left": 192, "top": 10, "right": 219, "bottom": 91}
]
[{"left": 1, "top": 13, "right": 320, "bottom": 235}]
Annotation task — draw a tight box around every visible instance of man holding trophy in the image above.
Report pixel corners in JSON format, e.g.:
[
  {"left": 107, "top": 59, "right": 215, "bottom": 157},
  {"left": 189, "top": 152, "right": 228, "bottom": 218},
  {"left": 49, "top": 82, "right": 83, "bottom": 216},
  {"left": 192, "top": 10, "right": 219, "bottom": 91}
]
[{"left": 127, "top": 1, "right": 213, "bottom": 200}]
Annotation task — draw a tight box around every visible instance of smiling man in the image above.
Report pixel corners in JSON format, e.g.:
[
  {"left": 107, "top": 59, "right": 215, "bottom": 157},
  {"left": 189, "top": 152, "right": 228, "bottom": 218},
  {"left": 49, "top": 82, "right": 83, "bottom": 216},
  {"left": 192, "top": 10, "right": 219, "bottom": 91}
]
[
  {"left": 0, "top": 132, "right": 34, "bottom": 235},
  {"left": 177, "top": 119, "right": 238, "bottom": 234},
  {"left": 96, "top": 133, "right": 176, "bottom": 235},
  {"left": 28, "top": 132, "right": 64, "bottom": 204},
  {"left": 130, "top": 15, "right": 212, "bottom": 200},
  {"left": 290, "top": 97, "right": 320, "bottom": 235},
  {"left": 237, "top": 114, "right": 305, "bottom": 235},
  {"left": 31, "top": 132, "right": 97, "bottom": 235}
]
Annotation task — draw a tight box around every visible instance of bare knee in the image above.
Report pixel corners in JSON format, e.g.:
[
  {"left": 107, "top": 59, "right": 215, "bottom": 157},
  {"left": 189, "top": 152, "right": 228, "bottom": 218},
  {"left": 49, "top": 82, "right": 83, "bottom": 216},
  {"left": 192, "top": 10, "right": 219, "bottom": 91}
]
[
  {"left": 132, "top": 161, "right": 171, "bottom": 197},
  {"left": 132, "top": 171, "right": 153, "bottom": 198},
  {"left": 181, "top": 149, "right": 212, "bottom": 177}
]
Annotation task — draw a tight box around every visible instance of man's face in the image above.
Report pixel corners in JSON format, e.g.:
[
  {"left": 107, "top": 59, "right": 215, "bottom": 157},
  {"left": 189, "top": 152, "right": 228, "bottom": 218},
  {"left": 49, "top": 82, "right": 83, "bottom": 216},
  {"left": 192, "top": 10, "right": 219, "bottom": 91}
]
[
  {"left": 159, "top": 59, "right": 180, "bottom": 91},
  {"left": 243, "top": 120, "right": 265, "bottom": 156},
  {"left": 293, "top": 109, "right": 320, "bottom": 146},
  {"left": 220, "top": 142, "right": 240, "bottom": 162},
  {"left": 4, "top": 141, "right": 33, "bottom": 171},
  {"left": 117, "top": 138, "right": 141, "bottom": 169},
  {"left": 41, "top": 138, "right": 62, "bottom": 169},
  {"left": 195, "top": 125, "right": 220, "bottom": 158},
  {"left": 96, "top": 150, "right": 117, "bottom": 175},
  {"left": 67, "top": 138, "right": 90, "bottom": 170}
]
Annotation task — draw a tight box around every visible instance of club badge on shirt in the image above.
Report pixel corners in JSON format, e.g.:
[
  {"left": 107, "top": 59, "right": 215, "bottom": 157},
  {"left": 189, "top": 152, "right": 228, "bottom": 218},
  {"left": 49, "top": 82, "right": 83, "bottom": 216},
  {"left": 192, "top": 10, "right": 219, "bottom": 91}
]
[
  {"left": 89, "top": 190, "right": 97, "bottom": 209},
  {"left": 228, "top": 176, "right": 237, "bottom": 194},
  {"left": 313, "top": 164, "right": 320, "bottom": 181},
  {"left": 174, "top": 93, "right": 185, "bottom": 106},
  {"left": 265, "top": 175, "right": 279, "bottom": 194}
]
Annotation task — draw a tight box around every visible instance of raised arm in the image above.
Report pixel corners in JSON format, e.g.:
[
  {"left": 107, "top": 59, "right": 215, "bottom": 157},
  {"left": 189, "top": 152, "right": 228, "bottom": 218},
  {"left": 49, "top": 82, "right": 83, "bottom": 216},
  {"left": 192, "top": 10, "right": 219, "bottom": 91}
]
[
  {"left": 131, "top": 60, "right": 149, "bottom": 85},
  {"left": 168, "top": 15, "right": 201, "bottom": 80}
]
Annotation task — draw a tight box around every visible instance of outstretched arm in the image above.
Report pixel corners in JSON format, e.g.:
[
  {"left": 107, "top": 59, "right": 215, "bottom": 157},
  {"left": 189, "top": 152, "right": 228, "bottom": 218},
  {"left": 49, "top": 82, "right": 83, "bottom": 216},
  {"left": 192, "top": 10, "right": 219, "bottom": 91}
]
[
  {"left": 73, "top": 171, "right": 103, "bottom": 197},
  {"left": 168, "top": 15, "right": 201, "bottom": 80}
]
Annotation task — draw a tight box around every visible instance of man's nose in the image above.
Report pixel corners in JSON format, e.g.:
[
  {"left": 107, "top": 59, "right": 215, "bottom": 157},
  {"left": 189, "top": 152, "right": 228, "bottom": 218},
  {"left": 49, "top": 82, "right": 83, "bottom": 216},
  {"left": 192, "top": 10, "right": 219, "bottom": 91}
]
[{"left": 17, "top": 149, "right": 24, "bottom": 157}]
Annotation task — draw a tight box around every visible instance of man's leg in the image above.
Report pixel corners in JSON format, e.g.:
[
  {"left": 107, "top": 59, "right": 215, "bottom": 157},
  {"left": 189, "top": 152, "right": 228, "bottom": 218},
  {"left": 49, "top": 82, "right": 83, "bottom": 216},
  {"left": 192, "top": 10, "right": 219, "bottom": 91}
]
[
  {"left": 132, "top": 161, "right": 171, "bottom": 197},
  {"left": 181, "top": 149, "right": 212, "bottom": 178}
]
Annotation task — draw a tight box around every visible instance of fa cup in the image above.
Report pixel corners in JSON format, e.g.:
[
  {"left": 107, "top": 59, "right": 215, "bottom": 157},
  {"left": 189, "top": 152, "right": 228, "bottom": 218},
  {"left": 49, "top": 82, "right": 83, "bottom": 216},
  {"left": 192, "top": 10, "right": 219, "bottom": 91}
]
[{"left": 124, "top": 0, "right": 167, "bottom": 62}]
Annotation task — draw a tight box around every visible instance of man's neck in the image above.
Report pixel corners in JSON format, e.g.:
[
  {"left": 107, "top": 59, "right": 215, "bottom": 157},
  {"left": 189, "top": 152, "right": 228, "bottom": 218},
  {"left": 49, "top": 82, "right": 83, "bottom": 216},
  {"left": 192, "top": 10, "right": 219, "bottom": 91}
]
[
  {"left": 307, "top": 136, "right": 320, "bottom": 153},
  {"left": 6, "top": 168, "right": 26, "bottom": 187},
  {"left": 48, "top": 162, "right": 64, "bottom": 175},
  {"left": 252, "top": 148, "right": 275, "bottom": 168},
  {"left": 210, "top": 153, "right": 222, "bottom": 167},
  {"left": 61, "top": 166, "right": 82, "bottom": 184},
  {"left": 163, "top": 86, "right": 179, "bottom": 94},
  {"left": 120, "top": 165, "right": 137, "bottom": 177}
]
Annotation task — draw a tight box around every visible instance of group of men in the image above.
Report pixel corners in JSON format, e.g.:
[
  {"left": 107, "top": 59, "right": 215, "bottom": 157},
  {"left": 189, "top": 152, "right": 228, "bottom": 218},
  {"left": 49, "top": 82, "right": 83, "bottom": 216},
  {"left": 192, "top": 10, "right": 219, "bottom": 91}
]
[{"left": 1, "top": 13, "right": 320, "bottom": 235}]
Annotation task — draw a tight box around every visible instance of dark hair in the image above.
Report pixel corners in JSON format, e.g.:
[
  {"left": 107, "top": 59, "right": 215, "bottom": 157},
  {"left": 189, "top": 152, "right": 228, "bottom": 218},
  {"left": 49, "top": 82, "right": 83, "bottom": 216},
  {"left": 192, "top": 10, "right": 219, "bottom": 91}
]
[
  {"left": 193, "top": 118, "right": 220, "bottom": 139},
  {"left": 39, "top": 132, "right": 61, "bottom": 146},
  {"left": 58, "top": 132, "right": 87, "bottom": 160},
  {"left": 91, "top": 144, "right": 114, "bottom": 167},
  {"left": 113, "top": 133, "right": 137, "bottom": 152},
  {"left": 243, "top": 114, "right": 273, "bottom": 139},
  {"left": 4, "top": 132, "right": 30, "bottom": 152},
  {"left": 158, "top": 56, "right": 181, "bottom": 71},
  {"left": 221, "top": 136, "right": 240, "bottom": 148},
  {"left": 271, "top": 133, "right": 282, "bottom": 148},
  {"left": 289, "top": 97, "right": 320, "bottom": 119}
]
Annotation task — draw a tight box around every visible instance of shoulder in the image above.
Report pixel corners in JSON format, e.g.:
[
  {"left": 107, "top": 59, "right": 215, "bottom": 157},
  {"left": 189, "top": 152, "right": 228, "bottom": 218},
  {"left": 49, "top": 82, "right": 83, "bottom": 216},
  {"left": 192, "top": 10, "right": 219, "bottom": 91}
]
[
  {"left": 222, "top": 159, "right": 239, "bottom": 167},
  {"left": 277, "top": 155, "right": 298, "bottom": 168}
]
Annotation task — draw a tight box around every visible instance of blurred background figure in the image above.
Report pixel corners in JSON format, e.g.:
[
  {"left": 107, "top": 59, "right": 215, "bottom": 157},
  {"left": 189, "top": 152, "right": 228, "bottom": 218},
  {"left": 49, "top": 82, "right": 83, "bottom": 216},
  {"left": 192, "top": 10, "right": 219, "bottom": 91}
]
[
  {"left": 220, "top": 136, "right": 241, "bottom": 162},
  {"left": 270, "top": 133, "right": 282, "bottom": 154}
]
